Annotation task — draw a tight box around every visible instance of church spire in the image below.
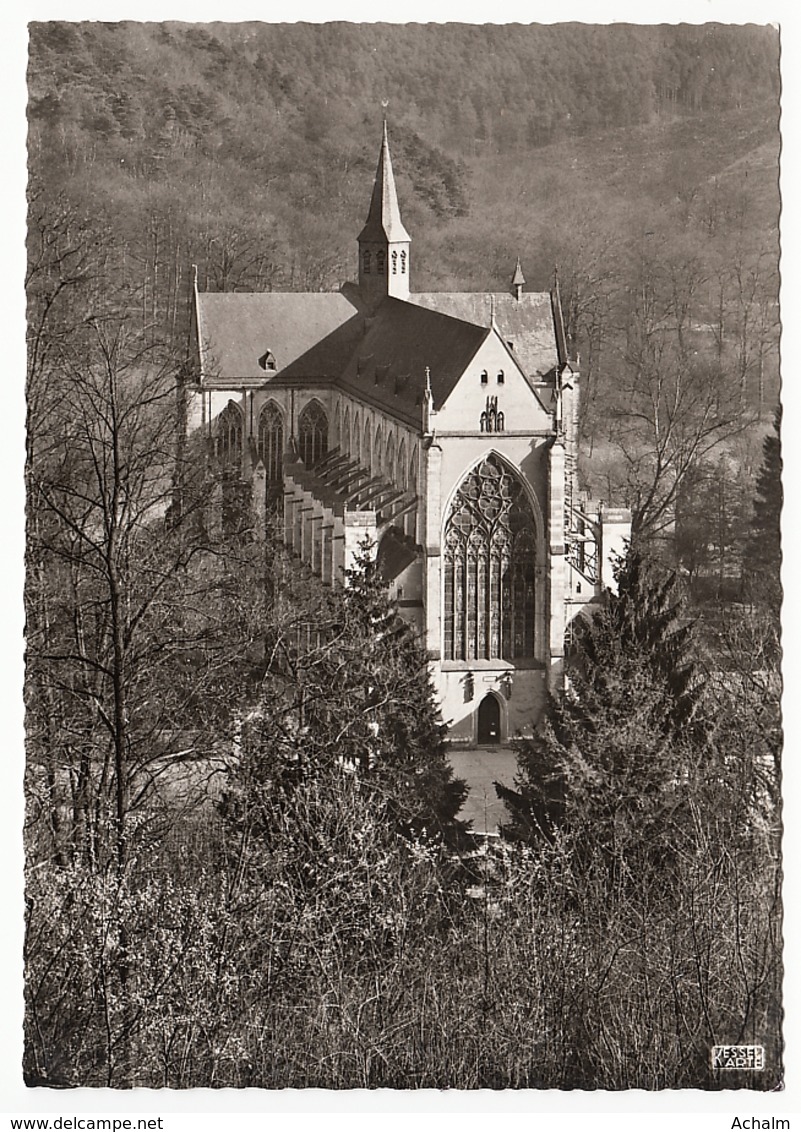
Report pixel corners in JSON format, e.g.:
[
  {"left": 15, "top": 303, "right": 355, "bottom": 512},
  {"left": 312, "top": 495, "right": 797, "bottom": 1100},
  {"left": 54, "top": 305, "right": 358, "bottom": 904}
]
[
  {"left": 358, "top": 121, "right": 411, "bottom": 305},
  {"left": 359, "top": 120, "right": 411, "bottom": 244}
]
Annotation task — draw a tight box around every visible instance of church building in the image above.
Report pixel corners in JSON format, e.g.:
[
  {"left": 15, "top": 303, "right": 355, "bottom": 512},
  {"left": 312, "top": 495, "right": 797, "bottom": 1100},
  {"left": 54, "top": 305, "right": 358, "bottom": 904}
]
[{"left": 189, "top": 123, "right": 629, "bottom": 750}]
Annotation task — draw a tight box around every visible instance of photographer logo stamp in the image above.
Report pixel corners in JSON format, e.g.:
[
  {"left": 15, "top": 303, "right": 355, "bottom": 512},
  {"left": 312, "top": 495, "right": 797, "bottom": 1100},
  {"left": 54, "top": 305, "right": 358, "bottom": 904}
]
[{"left": 712, "top": 1045, "right": 765, "bottom": 1071}]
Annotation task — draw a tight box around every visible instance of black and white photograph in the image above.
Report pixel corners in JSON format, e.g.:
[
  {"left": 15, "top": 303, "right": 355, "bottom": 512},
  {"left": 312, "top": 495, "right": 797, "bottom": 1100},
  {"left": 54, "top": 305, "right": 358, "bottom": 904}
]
[{"left": 17, "top": 10, "right": 786, "bottom": 1104}]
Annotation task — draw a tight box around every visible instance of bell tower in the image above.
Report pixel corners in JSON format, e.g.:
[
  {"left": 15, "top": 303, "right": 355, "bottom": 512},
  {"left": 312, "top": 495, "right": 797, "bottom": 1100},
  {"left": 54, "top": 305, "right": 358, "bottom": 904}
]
[{"left": 357, "top": 121, "right": 411, "bottom": 306}]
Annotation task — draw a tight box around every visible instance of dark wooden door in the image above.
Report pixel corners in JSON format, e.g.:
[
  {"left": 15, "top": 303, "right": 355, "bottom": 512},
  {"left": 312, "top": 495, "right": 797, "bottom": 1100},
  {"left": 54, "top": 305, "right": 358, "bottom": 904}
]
[{"left": 477, "top": 694, "right": 501, "bottom": 745}]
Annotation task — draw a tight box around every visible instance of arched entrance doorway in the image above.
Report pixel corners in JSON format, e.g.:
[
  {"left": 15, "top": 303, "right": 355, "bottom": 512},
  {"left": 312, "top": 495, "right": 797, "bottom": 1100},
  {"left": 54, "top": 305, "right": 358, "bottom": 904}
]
[{"left": 477, "top": 693, "right": 501, "bottom": 745}]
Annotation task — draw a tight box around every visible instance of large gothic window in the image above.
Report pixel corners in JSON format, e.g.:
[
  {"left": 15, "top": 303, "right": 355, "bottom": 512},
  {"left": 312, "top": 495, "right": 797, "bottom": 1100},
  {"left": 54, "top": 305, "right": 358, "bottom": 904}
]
[
  {"left": 443, "top": 456, "right": 536, "bottom": 662},
  {"left": 298, "top": 400, "right": 328, "bottom": 468},
  {"left": 257, "top": 401, "right": 284, "bottom": 482}
]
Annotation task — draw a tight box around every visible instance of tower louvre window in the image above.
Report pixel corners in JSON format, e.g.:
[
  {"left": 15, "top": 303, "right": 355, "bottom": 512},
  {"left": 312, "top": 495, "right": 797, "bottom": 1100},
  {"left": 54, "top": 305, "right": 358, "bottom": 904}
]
[
  {"left": 363, "top": 250, "right": 372, "bottom": 275},
  {"left": 497, "top": 370, "right": 505, "bottom": 385},
  {"left": 443, "top": 456, "right": 536, "bottom": 662},
  {"left": 377, "top": 250, "right": 385, "bottom": 274},
  {"left": 400, "top": 250, "right": 407, "bottom": 274},
  {"left": 392, "top": 250, "right": 398, "bottom": 275},
  {"left": 480, "top": 370, "right": 488, "bottom": 385}
]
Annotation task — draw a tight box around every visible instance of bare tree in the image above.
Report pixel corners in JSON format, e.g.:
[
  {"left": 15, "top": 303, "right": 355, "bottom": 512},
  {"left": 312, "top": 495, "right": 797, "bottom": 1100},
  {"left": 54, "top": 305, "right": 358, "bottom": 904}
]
[
  {"left": 606, "top": 248, "right": 751, "bottom": 542},
  {"left": 26, "top": 245, "right": 263, "bottom": 875}
]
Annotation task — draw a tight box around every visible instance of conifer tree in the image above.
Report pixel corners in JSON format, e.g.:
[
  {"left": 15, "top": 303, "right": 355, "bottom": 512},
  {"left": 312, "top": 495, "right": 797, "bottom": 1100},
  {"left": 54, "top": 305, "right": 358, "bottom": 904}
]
[
  {"left": 743, "top": 407, "right": 782, "bottom": 614},
  {"left": 224, "top": 540, "right": 468, "bottom": 846},
  {"left": 496, "top": 548, "right": 706, "bottom": 869}
]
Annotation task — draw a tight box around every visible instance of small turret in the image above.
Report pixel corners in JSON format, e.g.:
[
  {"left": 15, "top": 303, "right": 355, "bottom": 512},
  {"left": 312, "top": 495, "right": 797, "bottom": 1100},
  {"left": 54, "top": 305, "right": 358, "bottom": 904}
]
[{"left": 511, "top": 257, "right": 526, "bottom": 302}]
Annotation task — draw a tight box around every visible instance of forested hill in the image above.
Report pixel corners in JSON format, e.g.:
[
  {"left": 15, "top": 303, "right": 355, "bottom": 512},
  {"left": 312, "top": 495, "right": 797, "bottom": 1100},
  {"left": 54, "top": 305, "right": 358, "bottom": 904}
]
[
  {"left": 29, "top": 21, "right": 779, "bottom": 162},
  {"left": 28, "top": 22, "right": 779, "bottom": 297}
]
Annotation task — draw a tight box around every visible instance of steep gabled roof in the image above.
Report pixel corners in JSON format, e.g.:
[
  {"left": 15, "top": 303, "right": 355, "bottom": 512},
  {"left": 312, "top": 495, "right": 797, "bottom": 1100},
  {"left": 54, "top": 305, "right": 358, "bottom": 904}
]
[
  {"left": 357, "top": 120, "right": 411, "bottom": 245},
  {"left": 338, "top": 297, "right": 488, "bottom": 423},
  {"left": 195, "top": 291, "right": 359, "bottom": 382},
  {"left": 408, "top": 292, "right": 558, "bottom": 379}
]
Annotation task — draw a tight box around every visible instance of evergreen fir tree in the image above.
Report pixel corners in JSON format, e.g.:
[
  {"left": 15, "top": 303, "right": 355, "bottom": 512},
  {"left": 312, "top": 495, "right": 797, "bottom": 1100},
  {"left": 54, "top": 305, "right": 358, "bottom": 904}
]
[
  {"left": 496, "top": 548, "right": 706, "bottom": 871},
  {"left": 743, "top": 407, "right": 782, "bottom": 614},
  {"left": 223, "top": 540, "right": 468, "bottom": 846}
]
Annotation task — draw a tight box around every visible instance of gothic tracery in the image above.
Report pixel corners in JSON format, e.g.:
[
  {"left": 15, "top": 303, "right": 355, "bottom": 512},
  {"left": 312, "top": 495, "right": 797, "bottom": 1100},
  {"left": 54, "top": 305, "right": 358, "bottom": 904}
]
[
  {"left": 443, "top": 456, "right": 536, "bottom": 662},
  {"left": 257, "top": 401, "right": 284, "bottom": 482},
  {"left": 298, "top": 400, "right": 329, "bottom": 468},
  {"left": 218, "top": 401, "right": 243, "bottom": 469}
]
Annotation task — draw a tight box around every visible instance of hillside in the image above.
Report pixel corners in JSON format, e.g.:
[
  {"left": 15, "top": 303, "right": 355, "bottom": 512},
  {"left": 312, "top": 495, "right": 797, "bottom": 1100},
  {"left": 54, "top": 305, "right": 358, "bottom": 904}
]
[{"left": 27, "top": 21, "right": 779, "bottom": 300}]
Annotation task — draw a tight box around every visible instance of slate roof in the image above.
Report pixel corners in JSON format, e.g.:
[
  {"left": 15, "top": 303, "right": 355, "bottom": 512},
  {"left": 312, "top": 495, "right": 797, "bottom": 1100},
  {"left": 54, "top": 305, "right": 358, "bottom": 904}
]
[
  {"left": 377, "top": 526, "right": 419, "bottom": 582},
  {"left": 357, "top": 120, "right": 411, "bottom": 245},
  {"left": 408, "top": 292, "right": 559, "bottom": 378},
  {"left": 193, "top": 287, "right": 559, "bottom": 428},
  {"left": 337, "top": 297, "right": 489, "bottom": 423},
  {"left": 195, "top": 291, "right": 359, "bottom": 382}
]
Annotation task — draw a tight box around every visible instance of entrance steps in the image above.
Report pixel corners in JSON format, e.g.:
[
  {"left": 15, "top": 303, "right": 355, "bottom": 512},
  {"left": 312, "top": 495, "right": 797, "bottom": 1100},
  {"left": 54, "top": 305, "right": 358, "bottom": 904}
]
[{"left": 447, "top": 745, "right": 517, "bottom": 835}]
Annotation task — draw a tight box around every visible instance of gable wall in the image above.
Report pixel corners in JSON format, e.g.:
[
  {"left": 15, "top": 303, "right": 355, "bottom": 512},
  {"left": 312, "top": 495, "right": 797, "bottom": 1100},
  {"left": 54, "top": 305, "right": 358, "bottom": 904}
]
[{"left": 432, "top": 334, "right": 552, "bottom": 435}]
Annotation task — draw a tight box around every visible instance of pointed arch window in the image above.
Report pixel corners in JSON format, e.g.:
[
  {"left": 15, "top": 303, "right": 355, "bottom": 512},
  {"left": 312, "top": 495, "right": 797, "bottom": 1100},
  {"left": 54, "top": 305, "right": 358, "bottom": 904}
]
[
  {"left": 298, "top": 400, "right": 329, "bottom": 468},
  {"left": 218, "top": 401, "right": 243, "bottom": 470},
  {"left": 386, "top": 433, "right": 396, "bottom": 486},
  {"left": 374, "top": 425, "right": 383, "bottom": 475},
  {"left": 353, "top": 412, "right": 361, "bottom": 461},
  {"left": 343, "top": 406, "right": 351, "bottom": 456},
  {"left": 443, "top": 455, "right": 536, "bottom": 662},
  {"left": 397, "top": 438, "right": 407, "bottom": 490},
  {"left": 257, "top": 401, "right": 284, "bottom": 482},
  {"left": 363, "top": 421, "right": 372, "bottom": 469},
  {"left": 363, "top": 250, "right": 372, "bottom": 275},
  {"left": 406, "top": 448, "right": 419, "bottom": 539}
]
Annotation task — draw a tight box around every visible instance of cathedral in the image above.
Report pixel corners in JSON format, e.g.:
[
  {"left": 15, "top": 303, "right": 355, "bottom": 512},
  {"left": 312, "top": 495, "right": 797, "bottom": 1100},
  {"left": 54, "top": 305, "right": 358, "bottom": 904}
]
[{"left": 189, "top": 123, "right": 629, "bottom": 753}]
